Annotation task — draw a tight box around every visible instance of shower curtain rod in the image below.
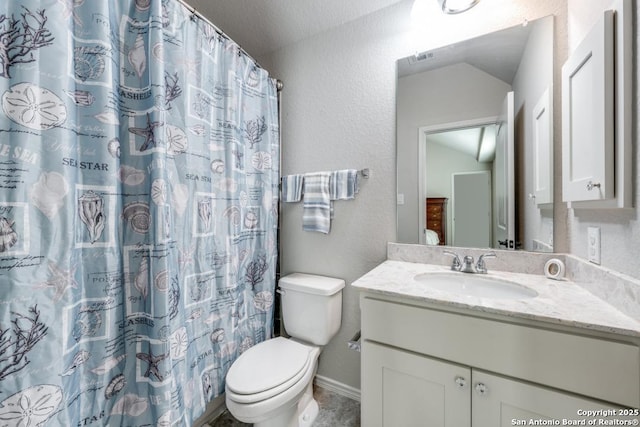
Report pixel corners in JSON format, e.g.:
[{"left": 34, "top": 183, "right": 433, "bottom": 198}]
[{"left": 175, "top": 0, "right": 283, "bottom": 91}]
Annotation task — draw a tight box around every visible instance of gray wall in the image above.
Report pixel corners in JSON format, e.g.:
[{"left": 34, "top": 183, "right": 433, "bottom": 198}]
[{"left": 261, "top": 0, "right": 568, "bottom": 391}]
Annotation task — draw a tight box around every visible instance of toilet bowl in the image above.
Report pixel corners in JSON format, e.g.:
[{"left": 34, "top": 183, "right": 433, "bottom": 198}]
[
  {"left": 226, "top": 337, "right": 321, "bottom": 426},
  {"left": 225, "top": 273, "right": 345, "bottom": 427}
]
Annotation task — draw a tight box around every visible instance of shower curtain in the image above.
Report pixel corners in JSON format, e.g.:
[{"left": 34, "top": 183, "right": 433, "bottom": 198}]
[{"left": 0, "top": 0, "right": 279, "bottom": 425}]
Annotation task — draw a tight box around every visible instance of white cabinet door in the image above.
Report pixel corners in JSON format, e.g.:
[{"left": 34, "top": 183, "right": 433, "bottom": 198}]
[
  {"left": 472, "top": 370, "right": 637, "bottom": 426},
  {"left": 362, "top": 340, "right": 471, "bottom": 427},
  {"left": 562, "top": 10, "right": 614, "bottom": 202},
  {"left": 532, "top": 88, "right": 553, "bottom": 205}
]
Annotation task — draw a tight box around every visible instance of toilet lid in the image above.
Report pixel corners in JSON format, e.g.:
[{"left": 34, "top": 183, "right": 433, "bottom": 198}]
[{"left": 226, "top": 337, "right": 312, "bottom": 395}]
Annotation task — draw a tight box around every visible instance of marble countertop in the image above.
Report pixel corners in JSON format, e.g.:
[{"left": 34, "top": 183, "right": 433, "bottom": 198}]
[{"left": 352, "top": 260, "right": 640, "bottom": 338}]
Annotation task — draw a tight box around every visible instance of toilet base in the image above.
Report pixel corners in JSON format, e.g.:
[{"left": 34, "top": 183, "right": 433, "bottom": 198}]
[
  {"left": 253, "top": 378, "right": 319, "bottom": 427},
  {"left": 297, "top": 395, "right": 319, "bottom": 427}
]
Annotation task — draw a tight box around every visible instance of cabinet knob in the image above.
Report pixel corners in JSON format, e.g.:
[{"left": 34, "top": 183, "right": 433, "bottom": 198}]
[
  {"left": 474, "top": 382, "right": 488, "bottom": 396},
  {"left": 454, "top": 376, "right": 467, "bottom": 388},
  {"left": 587, "top": 181, "right": 601, "bottom": 191}
]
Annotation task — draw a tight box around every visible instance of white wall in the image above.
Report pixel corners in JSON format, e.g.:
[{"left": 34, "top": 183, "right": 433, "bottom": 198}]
[
  {"left": 565, "top": 0, "right": 640, "bottom": 278},
  {"left": 396, "top": 63, "right": 511, "bottom": 243},
  {"left": 261, "top": 0, "right": 568, "bottom": 391}
]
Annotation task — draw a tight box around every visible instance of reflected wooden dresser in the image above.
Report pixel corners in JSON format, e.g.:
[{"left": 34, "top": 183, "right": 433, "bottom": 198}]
[{"left": 426, "top": 197, "right": 447, "bottom": 245}]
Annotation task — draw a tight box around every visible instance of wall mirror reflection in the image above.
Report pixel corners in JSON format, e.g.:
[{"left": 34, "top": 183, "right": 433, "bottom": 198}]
[{"left": 396, "top": 15, "right": 554, "bottom": 252}]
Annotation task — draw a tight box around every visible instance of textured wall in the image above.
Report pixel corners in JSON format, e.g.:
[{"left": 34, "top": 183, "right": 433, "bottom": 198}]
[
  {"left": 261, "top": 0, "right": 568, "bottom": 390},
  {"left": 565, "top": 0, "right": 640, "bottom": 279},
  {"left": 260, "top": 3, "right": 409, "bottom": 390}
]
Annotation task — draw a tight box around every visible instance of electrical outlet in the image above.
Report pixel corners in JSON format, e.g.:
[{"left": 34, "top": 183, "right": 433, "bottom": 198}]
[
  {"left": 587, "top": 227, "right": 601, "bottom": 264},
  {"left": 397, "top": 193, "right": 405, "bottom": 205}
]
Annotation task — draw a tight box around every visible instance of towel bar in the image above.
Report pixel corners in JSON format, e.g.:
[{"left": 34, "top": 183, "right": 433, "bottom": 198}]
[{"left": 280, "top": 168, "right": 370, "bottom": 181}]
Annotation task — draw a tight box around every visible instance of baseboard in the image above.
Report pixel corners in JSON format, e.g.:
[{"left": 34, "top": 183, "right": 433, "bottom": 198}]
[{"left": 314, "top": 375, "right": 361, "bottom": 402}]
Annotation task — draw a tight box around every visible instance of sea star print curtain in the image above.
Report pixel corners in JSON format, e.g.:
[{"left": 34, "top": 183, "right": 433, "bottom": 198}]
[{"left": 0, "top": 0, "right": 279, "bottom": 425}]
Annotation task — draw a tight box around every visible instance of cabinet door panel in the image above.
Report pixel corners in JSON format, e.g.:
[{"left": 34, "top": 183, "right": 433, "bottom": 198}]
[
  {"left": 362, "top": 340, "right": 471, "bottom": 427},
  {"left": 561, "top": 9, "right": 614, "bottom": 202},
  {"left": 533, "top": 88, "right": 553, "bottom": 205},
  {"left": 472, "top": 371, "right": 638, "bottom": 426}
]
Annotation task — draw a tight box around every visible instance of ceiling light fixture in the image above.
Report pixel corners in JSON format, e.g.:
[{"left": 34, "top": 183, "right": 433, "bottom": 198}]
[{"left": 437, "top": 0, "right": 480, "bottom": 14}]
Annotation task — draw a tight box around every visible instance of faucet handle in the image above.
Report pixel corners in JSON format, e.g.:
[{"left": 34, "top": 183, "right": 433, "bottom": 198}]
[
  {"left": 443, "top": 250, "right": 461, "bottom": 271},
  {"left": 476, "top": 252, "right": 497, "bottom": 274}
]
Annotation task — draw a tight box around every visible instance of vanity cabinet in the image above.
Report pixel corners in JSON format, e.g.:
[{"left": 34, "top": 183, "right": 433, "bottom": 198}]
[{"left": 360, "top": 294, "right": 640, "bottom": 426}]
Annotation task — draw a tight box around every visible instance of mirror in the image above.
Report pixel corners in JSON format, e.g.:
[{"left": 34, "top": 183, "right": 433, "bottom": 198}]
[{"left": 396, "top": 16, "right": 554, "bottom": 252}]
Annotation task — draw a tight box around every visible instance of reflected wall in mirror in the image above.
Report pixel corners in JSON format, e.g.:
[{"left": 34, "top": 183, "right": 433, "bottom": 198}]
[{"left": 396, "top": 16, "right": 554, "bottom": 252}]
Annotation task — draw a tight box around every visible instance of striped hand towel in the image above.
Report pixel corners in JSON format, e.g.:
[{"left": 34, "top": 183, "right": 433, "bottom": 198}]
[
  {"left": 281, "top": 174, "right": 304, "bottom": 202},
  {"left": 329, "top": 169, "right": 359, "bottom": 218},
  {"left": 302, "top": 172, "right": 332, "bottom": 234},
  {"left": 329, "top": 169, "right": 359, "bottom": 200}
]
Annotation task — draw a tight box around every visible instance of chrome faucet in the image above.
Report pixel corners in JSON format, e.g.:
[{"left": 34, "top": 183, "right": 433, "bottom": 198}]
[
  {"left": 460, "top": 255, "right": 477, "bottom": 273},
  {"left": 443, "top": 250, "right": 497, "bottom": 274},
  {"left": 443, "top": 250, "right": 461, "bottom": 271},
  {"left": 476, "top": 252, "right": 497, "bottom": 274}
]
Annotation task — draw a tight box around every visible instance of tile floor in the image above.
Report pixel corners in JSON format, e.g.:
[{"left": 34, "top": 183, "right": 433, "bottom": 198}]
[{"left": 206, "top": 385, "right": 360, "bottom": 427}]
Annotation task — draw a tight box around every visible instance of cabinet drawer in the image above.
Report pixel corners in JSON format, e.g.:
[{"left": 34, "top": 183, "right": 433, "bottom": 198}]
[
  {"left": 427, "top": 220, "right": 442, "bottom": 229},
  {"left": 361, "top": 296, "right": 640, "bottom": 407},
  {"left": 427, "top": 211, "right": 442, "bottom": 220},
  {"left": 427, "top": 205, "right": 442, "bottom": 214}
]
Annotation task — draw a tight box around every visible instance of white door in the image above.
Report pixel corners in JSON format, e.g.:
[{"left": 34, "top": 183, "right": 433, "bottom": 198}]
[
  {"left": 494, "top": 91, "right": 515, "bottom": 249},
  {"left": 452, "top": 171, "right": 491, "bottom": 248},
  {"left": 361, "top": 340, "right": 471, "bottom": 427}
]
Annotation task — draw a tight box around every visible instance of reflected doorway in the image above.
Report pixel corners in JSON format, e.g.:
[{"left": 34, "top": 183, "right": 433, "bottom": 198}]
[{"left": 452, "top": 171, "right": 491, "bottom": 247}]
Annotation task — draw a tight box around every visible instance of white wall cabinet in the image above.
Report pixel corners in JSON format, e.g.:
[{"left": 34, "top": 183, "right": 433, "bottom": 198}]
[
  {"left": 561, "top": 0, "right": 633, "bottom": 208},
  {"left": 561, "top": 9, "right": 614, "bottom": 202},
  {"left": 360, "top": 293, "right": 640, "bottom": 426}
]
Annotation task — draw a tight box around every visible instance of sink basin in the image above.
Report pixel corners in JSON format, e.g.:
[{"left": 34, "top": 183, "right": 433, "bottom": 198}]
[{"left": 413, "top": 273, "right": 538, "bottom": 300}]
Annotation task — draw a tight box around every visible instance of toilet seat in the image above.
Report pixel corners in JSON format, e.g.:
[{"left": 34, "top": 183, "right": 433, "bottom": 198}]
[{"left": 226, "top": 337, "right": 315, "bottom": 404}]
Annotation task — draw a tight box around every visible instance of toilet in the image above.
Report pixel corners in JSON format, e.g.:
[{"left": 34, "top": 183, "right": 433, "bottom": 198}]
[{"left": 225, "top": 273, "right": 345, "bottom": 427}]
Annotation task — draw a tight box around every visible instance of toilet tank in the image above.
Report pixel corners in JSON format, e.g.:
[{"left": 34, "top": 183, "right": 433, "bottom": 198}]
[{"left": 278, "top": 273, "right": 345, "bottom": 346}]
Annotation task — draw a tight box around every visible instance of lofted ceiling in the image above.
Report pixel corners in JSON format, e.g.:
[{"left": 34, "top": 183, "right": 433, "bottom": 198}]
[
  {"left": 397, "top": 20, "right": 533, "bottom": 83},
  {"left": 183, "top": 0, "right": 406, "bottom": 57},
  {"left": 426, "top": 125, "right": 497, "bottom": 163}
]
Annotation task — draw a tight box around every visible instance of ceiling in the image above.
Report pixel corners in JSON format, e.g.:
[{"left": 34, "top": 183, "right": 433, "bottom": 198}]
[
  {"left": 426, "top": 125, "right": 497, "bottom": 163},
  {"left": 397, "top": 18, "right": 535, "bottom": 83},
  {"left": 183, "top": 0, "right": 406, "bottom": 57}
]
